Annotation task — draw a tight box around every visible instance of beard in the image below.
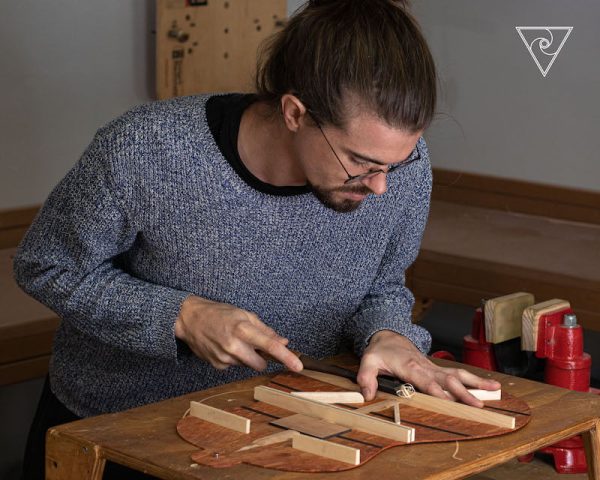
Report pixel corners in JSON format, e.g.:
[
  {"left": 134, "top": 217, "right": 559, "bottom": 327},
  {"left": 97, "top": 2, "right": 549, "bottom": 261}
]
[{"left": 308, "top": 183, "right": 372, "bottom": 213}]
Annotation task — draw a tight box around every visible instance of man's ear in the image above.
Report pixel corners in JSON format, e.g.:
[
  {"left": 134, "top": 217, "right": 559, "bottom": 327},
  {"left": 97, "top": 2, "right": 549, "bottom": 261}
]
[{"left": 280, "top": 94, "right": 308, "bottom": 132}]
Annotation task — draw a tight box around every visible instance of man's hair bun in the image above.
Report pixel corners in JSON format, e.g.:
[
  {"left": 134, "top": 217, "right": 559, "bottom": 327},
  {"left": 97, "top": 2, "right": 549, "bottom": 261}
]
[{"left": 308, "top": 0, "right": 410, "bottom": 8}]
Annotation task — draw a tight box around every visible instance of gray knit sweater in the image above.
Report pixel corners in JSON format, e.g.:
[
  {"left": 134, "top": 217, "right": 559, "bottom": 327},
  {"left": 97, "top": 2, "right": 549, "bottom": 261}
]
[{"left": 13, "top": 94, "right": 432, "bottom": 417}]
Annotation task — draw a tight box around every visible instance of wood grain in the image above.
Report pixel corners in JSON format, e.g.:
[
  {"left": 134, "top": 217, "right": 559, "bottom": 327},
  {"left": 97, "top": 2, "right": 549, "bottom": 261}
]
[
  {"left": 0, "top": 205, "right": 38, "bottom": 248},
  {"left": 175, "top": 369, "right": 530, "bottom": 472},
  {"left": 521, "top": 299, "right": 571, "bottom": 351},
  {"left": 44, "top": 355, "right": 600, "bottom": 479},
  {"left": 0, "top": 247, "right": 59, "bottom": 385},
  {"left": 484, "top": 292, "right": 535, "bottom": 344},
  {"left": 290, "top": 391, "right": 364, "bottom": 403},
  {"left": 270, "top": 414, "right": 350, "bottom": 438},
  {"left": 292, "top": 433, "right": 360, "bottom": 465},
  {"left": 156, "top": 0, "right": 286, "bottom": 99},
  {"left": 190, "top": 401, "right": 251, "bottom": 433},
  {"left": 432, "top": 168, "right": 600, "bottom": 226}
]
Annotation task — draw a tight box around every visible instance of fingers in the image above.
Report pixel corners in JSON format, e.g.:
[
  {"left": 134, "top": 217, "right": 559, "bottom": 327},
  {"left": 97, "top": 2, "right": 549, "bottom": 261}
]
[
  {"left": 222, "top": 317, "right": 301, "bottom": 372},
  {"left": 249, "top": 330, "right": 303, "bottom": 372},
  {"left": 360, "top": 331, "right": 498, "bottom": 408},
  {"left": 181, "top": 298, "right": 301, "bottom": 372},
  {"left": 441, "top": 374, "right": 483, "bottom": 408},
  {"left": 246, "top": 312, "right": 290, "bottom": 345},
  {"left": 356, "top": 355, "right": 381, "bottom": 401},
  {"left": 415, "top": 368, "right": 504, "bottom": 408},
  {"left": 455, "top": 369, "right": 502, "bottom": 390}
]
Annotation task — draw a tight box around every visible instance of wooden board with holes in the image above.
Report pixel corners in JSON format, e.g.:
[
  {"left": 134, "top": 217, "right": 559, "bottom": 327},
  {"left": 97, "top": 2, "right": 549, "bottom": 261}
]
[
  {"left": 156, "top": 0, "right": 287, "bottom": 99},
  {"left": 177, "top": 371, "right": 531, "bottom": 472}
]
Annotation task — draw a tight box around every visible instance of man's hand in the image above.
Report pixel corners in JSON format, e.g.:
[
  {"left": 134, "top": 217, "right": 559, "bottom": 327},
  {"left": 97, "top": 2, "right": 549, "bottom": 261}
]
[
  {"left": 357, "top": 330, "right": 501, "bottom": 407},
  {"left": 174, "top": 296, "right": 303, "bottom": 372}
]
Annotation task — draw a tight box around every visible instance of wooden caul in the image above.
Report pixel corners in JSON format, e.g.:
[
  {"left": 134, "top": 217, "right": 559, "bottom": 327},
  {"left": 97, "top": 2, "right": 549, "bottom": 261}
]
[{"left": 177, "top": 369, "right": 531, "bottom": 472}]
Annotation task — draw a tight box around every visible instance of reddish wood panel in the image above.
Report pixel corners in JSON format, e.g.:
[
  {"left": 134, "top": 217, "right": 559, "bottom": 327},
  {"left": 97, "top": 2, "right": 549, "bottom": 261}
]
[{"left": 177, "top": 371, "right": 531, "bottom": 472}]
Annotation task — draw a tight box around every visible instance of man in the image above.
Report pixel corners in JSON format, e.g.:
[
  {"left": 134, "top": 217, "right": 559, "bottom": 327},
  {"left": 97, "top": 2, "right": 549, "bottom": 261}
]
[{"left": 15, "top": 0, "right": 499, "bottom": 478}]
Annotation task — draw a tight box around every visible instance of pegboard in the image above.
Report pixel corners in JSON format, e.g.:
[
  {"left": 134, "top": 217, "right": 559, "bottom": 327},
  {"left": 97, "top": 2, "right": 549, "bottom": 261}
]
[{"left": 156, "top": 0, "right": 287, "bottom": 99}]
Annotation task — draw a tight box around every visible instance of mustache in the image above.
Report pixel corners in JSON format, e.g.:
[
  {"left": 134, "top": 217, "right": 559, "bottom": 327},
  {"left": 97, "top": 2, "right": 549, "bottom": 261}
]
[{"left": 337, "top": 184, "right": 372, "bottom": 195}]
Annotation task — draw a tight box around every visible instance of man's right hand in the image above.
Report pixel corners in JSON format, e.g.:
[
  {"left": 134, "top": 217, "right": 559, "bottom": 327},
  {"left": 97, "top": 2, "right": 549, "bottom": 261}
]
[{"left": 174, "top": 295, "right": 303, "bottom": 372}]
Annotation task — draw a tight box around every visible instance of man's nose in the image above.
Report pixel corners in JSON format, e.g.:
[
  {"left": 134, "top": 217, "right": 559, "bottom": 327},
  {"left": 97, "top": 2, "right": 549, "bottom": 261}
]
[{"left": 363, "top": 172, "right": 387, "bottom": 196}]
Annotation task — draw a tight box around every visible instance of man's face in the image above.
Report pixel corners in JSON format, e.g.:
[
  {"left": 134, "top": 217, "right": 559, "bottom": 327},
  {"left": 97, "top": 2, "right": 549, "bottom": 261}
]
[{"left": 301, "top": 111, "right": 423, "bottom": 213}]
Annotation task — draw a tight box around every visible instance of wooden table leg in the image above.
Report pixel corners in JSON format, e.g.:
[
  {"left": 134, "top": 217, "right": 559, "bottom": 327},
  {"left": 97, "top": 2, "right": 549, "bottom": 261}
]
[
  {"left": 584, "top": 420, "right": 600, "bottom": 480},
  {"left": 46, "top": 428, "right": 106, "bottom": 480}
]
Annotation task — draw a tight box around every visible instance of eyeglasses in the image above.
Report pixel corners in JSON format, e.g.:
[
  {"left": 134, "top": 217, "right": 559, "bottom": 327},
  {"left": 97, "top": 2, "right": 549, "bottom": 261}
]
[{"left": 311, "top": 116, "right": 421, "bottom": 185}]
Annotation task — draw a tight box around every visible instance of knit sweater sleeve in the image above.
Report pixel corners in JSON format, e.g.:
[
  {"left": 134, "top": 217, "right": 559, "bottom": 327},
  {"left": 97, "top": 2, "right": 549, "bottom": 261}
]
[
  {"left": 349, "top": 145, "right": 433, "bottom": 356},
  {"left": 12, "top": 128, "right": 191, "bottom": 360}
]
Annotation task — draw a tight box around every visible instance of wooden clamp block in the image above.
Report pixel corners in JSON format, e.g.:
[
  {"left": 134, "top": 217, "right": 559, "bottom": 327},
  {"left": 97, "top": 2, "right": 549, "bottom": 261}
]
[
  {"left": 292, "top": 433, "right": 361, "bottom": 465},
  {"left": 254, "top": 386, "right": 415, "bottom": 442},
  {"left": 521, "top": 299, "right": 571, "bottom": 352},
  {"left": 189, "top": 401, "right": 250, "bottom": 434},
  {"left": 484, "top": 292, "right": 535, "bottom": 344}
]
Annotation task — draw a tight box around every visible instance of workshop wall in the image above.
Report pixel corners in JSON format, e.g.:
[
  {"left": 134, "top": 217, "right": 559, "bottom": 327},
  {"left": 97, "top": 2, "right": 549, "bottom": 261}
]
[
  {"left": 0, "top": 1, "right": 156, "bottom": 210},
  {"left": 0, "top": 0, "right": 598, "bottom": 211},
  {"left": 412, "top": 0, "right": 599, "bottom": 191}
]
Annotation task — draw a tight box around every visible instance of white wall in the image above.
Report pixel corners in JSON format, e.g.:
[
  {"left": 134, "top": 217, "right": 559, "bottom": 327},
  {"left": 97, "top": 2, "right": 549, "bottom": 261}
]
[
  {"left": 0, "top": 1, "right": 155, "bottom": 209},
  {"left": 413, "top": 0, "right": 600, "bottom": 190},
  {"left": 1, "top": 1, "right": 598, "bottom": 211}
]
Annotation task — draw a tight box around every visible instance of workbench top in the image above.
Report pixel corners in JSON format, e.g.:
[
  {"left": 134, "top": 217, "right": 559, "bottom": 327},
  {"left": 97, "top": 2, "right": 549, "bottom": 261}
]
[{"left": 46, "top": 358, "right": 600, "bottom": 480}]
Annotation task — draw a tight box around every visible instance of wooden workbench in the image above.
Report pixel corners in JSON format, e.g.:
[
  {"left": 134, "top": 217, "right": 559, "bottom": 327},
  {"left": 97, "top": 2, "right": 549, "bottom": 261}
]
[
  {"left": 45, "top": 359, "right": 600, "bottom": 479},
  {"left": 0, "top": 247, "right": 59, "bottom": 385}
]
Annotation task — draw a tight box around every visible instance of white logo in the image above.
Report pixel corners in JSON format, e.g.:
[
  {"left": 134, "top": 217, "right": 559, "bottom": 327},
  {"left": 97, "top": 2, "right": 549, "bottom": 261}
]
[{"left": 515, "top": 26, "right": 573, "bottom": 77}]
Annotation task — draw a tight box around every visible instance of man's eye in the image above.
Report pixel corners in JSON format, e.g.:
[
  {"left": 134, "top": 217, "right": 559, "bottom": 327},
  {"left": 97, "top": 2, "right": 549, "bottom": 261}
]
[{"left": 351, "top": 157, "right": 369, "bottom": 166}]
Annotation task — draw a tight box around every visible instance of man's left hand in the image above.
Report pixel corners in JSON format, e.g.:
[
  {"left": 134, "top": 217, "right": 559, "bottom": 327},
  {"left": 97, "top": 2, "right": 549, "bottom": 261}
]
[{"left": 356, "top": 330, "right": 501, "bottom": 407}]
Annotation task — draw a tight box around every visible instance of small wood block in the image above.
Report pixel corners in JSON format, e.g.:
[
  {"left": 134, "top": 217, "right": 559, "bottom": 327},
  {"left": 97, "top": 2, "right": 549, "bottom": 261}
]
[
  {"left": 189, "top": 401, "right": 250, "bottom": 434},
  {"left": 521, "top": 299, "right": 571, "bottom": 351},
  {"left": 271, "top": 414, "right": 350, "bottom": 439},
  {"left": 292, "top": 433, "right": 360, "bottom": 465},
  {"left": 484, "top": 292, "right": 535, "bottom": 344},
  {"left": 290, "top": 391, "right": 365, "bottom": 404},
  {"left": 468, "top": 389, "right": 501, "bottom": 401},
  {"left": 393, "top": 403, "right": 401, "bottom": 424}
]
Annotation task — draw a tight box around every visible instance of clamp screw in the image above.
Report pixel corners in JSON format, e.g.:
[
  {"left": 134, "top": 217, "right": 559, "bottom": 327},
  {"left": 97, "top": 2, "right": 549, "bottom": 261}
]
[{"left": 563, "top": 313, "right": 578, "bottom": 328}]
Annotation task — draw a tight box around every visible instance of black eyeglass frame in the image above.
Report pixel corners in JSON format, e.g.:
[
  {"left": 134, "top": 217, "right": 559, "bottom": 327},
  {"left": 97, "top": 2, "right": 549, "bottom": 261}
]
[{"left": 308, "top": 112, "right": 421, "bottom": 185}]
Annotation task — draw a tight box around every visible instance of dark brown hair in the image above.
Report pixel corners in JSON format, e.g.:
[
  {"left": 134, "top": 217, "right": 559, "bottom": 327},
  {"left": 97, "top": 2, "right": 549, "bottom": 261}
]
[{"left": 255, "top": 0, "right": 437, "bottom": 132}]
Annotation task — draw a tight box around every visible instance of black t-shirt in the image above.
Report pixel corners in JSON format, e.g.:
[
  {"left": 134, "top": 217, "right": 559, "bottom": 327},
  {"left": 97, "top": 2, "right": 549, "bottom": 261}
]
[{"left": 206, "top": 94, "right": 310, "bottom": 196}]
